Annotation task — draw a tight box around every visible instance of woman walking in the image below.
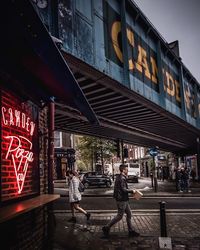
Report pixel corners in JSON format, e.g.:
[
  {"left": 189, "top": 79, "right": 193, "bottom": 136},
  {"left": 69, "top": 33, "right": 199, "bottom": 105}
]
[{"left": 66, "top": 170, "right": 91, "bottom": 223}]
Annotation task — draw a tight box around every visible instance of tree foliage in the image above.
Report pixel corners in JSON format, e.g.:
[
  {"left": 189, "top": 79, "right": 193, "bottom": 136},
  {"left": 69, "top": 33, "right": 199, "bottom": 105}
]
[{"left": 76, "top": 136, "right": 115, "bottom": 171}]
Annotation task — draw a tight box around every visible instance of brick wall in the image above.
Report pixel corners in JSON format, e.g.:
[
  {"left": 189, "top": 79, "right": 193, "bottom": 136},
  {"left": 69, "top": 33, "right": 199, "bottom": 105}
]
[
  {"left": 1, "top": 87, "right": 53, "bottom": 249},
  {"left": 0, "top": 207, "right": 52, "bottom": 250}
]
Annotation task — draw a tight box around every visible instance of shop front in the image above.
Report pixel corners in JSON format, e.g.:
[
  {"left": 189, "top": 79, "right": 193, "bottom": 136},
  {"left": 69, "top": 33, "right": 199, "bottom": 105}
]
[
  {"left": 0, "top": 1, "right": 98, "bottom": 249},
  {"left": 1, "top": 89, "right": 39, "bottom": 201},
  {"left": 0, "top": 87, "right": 58, "bottom": 249}
]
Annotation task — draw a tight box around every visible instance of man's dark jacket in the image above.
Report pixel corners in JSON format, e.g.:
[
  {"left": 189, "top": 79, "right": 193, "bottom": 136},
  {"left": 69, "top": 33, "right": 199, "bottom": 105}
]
[{"left": 113, "top": 174, "right": 133, "bottom": 201}]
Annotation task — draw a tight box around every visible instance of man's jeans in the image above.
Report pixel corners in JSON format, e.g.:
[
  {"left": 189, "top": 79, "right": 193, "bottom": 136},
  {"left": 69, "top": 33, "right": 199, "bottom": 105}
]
[{"left": 107, "top": 200, "right": 133, "bottom": 232}]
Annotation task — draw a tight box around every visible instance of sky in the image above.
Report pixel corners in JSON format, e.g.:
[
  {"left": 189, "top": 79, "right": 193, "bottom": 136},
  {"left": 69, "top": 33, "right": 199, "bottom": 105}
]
[{"left": 133, "top": 0, "right": 200, "bottom": 83}]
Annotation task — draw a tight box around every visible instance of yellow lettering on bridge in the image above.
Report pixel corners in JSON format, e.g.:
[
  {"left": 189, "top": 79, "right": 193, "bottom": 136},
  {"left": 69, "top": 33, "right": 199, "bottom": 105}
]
[
  {"left": 136, "top": 45, "right": 151, "bottom": 80},
  {"left": 110, "top": 20, "right": 182, "bottom": 104}
]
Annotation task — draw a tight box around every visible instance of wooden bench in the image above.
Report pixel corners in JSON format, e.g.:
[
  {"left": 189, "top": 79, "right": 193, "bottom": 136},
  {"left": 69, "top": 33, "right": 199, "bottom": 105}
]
[{"left": 0, "top": 194, "right": 60, "bottom": 223}]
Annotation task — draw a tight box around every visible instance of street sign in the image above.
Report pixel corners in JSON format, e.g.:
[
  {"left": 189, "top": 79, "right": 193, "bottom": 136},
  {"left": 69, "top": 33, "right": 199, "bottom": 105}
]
[{"left": 149, "top": 147, "right": 159, "bottom": 157}]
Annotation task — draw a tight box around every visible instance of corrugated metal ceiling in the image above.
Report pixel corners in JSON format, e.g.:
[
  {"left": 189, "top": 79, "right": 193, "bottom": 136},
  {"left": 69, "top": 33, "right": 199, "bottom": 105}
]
[{"left": 55, "top": 52, "right": 200, "bottom": 154}]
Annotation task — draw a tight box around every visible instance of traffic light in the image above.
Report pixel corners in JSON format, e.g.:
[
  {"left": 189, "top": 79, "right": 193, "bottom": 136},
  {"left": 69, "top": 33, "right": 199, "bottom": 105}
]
[
  {"left": 123, "top": 148, "right": 128, "bottom": 158},
  {"left": 114, "top": 139, "right": 120, "bottom": 158}
]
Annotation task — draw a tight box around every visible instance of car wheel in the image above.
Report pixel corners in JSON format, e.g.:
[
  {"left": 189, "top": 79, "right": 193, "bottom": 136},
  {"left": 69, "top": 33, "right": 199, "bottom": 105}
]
[
  {"left": 84, "top": 182, "right": 89, "bottom": 189},
  {"left": 106, "top": 181, "right": 111, "bottom": 188}
]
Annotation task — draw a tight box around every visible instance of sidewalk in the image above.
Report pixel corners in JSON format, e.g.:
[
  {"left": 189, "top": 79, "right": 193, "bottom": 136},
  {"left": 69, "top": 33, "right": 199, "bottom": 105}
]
[
  {"left": 52, "top": 212, "right": 200, "bottom": 250},
  {"left": 52, "top": 179, "right": 200, "bottom": 249}
]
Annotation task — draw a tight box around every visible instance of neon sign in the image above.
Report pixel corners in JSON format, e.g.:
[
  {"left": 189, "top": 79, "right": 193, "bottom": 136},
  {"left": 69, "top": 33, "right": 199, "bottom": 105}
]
[
  {"left": 1, "top": 106, "right": 35, "bottom": 136},
  {"left": 4, "top": 135, "right": 34, "bottom": 194},
  {"left": 1, "top": 92, "right": 38, "bottom": 200}
]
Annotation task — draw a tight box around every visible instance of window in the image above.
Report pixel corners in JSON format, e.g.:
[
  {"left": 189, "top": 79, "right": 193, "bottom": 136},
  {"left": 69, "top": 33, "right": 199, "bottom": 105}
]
[
  {"left": 54, "top": 131, "right": 62, "bottom": 148},
  {"left": 130, "top": 164, "right": 139, "bottom": 169}
]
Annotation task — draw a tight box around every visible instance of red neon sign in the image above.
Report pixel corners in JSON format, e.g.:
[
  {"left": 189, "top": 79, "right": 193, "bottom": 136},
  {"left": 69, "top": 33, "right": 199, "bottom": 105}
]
[
  {"left": 4, "top": 135, "right": 34, "bottom": 194},
  {"left": 1, "top": 90, "right": 38, "bottom": 201},
  {"left": 1, "top": 106, "right": 35, "bottom": 136}
]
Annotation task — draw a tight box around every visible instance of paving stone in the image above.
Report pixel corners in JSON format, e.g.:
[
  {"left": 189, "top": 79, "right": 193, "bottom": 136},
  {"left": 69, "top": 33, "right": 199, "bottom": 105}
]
[{"left": 53, "top": 213, "right": 200, "bottom": 250}]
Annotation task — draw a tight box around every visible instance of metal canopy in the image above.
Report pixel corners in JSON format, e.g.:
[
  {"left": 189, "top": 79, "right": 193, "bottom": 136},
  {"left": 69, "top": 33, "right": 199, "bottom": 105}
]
[
  {"left": 55, "top": 52, "right": 200, "bottom": 154},
  {"left": 0, "top": 0, "right": 98, "bottom": 125}
]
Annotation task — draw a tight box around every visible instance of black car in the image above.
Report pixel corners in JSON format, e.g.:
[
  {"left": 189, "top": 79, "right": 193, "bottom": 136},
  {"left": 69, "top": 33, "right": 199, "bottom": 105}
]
[{"left": 81, "top": 172, "right": 112, "bottom": 188}]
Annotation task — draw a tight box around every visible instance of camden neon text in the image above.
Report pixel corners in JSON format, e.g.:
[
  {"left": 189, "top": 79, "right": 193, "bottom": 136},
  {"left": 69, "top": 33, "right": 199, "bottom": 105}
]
[{"left": 1, "top": 106, "right": 35, "bottom": 136}]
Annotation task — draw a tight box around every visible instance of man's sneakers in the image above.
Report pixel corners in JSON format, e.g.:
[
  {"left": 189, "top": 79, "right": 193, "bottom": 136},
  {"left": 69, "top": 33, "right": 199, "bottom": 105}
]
[
  {"left": 102, "top": 227, "right": 139, "bottom": 238},
  {"left": 86, "top": 212, "right": 91, "bottom": 221},
  {"left": 68, "top": 214, "right": 91, "bottom": 223},
  {"left": 128, "top": 230, "right": 140, "bottom": 237},
  {"left": 102, "top": 226, "right": 110, "bottom": 237}
]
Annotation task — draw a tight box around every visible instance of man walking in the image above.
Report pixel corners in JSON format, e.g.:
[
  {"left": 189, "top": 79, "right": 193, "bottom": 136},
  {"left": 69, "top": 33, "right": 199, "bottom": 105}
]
[{"left": 102, "top": 164, "right": 140, "bottom": 237}]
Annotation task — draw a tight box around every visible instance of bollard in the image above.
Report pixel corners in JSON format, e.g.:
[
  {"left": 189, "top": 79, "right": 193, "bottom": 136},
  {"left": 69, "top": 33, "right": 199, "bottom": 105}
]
[
  {"left": 154, "top": 176, "right": 158, "bottom": 192},
  {"left": 150, "top": 172, "right": 154, "bottom": 187},
  {"left": 159, "top": 201, "right": 167, "bottom": 237}
]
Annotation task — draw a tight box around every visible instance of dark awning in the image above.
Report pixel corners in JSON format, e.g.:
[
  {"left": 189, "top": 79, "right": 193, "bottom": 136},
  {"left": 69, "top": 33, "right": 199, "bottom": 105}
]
[{"left": 0, "top": 0, "right": 98, "bottom": 124}]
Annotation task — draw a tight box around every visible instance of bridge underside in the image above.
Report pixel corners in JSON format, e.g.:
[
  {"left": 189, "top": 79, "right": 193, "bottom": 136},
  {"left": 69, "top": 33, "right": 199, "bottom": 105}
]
[{"left": 55, "top": 52, "right": 199, "bottom": 154}]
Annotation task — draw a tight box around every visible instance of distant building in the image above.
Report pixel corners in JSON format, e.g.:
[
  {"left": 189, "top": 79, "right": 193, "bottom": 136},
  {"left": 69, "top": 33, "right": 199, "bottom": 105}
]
[{"left": 54, "top": 131, "right": 75, "bottom": 179}]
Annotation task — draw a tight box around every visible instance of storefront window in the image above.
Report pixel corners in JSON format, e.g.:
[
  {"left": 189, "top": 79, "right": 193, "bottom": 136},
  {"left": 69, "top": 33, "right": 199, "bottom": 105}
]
[{"left": 54, "top": 131, "right": 62, "bottom": 148}]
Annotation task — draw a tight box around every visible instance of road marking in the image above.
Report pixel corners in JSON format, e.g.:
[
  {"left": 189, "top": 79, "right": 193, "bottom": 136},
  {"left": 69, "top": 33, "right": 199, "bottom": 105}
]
[
  {"left": 89, "top": 196, "right": 200, "bottom": 199},
  {"left": 53, "top": 209, "right": 200, "bottom": 214},
  {"left": 140, "top": 196, "right": 200, "bottom": 199}
]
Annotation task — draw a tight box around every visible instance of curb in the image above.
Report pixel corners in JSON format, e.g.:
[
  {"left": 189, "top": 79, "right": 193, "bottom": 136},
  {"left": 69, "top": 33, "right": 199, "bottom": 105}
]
[{"left": 57, "top": 193, "right": 200, "bottom": 198}]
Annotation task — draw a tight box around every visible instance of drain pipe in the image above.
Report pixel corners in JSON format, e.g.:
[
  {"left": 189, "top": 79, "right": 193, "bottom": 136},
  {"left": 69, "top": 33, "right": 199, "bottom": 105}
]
[{"left": 48, "top": 98, "right": 55, "bottom": 194}]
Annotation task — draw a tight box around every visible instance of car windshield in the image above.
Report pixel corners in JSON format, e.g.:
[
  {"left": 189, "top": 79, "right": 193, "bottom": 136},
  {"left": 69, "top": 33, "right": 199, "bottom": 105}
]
[{"left": 130, "top": 164, "right": 139, "bottom": 168}]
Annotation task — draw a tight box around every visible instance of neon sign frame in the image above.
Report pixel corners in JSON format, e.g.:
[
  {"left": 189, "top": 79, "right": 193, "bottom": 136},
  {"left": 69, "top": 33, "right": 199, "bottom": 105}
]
[
  {"left": 4, "top": 135, "right": 34, "bottom": 194},
  {"left": 1, "top": 90, "right": 39, "bottom": 201}
]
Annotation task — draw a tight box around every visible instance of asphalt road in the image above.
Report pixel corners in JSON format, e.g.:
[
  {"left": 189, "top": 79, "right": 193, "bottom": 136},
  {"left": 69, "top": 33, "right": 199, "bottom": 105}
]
[{"left": 53, "top": 196, "right": 200, "bottom": 211}]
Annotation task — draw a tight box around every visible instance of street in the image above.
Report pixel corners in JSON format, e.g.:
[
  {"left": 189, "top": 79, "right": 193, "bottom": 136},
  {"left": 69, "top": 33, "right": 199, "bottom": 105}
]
[{"left": 53, "top": 177, "right": 200, "bottom": 211}]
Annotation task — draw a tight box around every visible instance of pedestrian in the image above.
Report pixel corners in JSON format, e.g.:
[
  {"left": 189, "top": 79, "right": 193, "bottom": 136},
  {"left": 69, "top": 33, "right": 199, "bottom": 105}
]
[
  {"left": 182, "top": 167, "right": 191, "bottom": 192},
  {"left": 175, "top": 167, "right": 181, "bottom": 192},
  {"left": 102, "top": 164, "right": 140, "bottom": 238},
  {"left": 179, "top": 167, "right": 185, "bottom": 192},
  {"left": 66, "top": 170, "right": 91, "bottom": 223},
  {"left": 190, "top": 167, "right": 196, "bottom": 182}
]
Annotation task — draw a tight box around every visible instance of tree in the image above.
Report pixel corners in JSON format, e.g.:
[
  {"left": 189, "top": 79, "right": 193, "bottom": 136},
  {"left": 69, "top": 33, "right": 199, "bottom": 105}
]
[
  {"left": 76, "top": 136, "right": 115, "bottom": 173},
  {"left": 76, "top": 160, "right": 87, "bottom": 172}
]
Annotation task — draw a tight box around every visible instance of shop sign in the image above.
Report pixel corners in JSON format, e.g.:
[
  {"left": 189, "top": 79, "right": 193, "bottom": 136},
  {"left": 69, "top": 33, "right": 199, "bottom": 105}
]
[{"left": 1, "top": 90, "right": 39, "bottom": 201}]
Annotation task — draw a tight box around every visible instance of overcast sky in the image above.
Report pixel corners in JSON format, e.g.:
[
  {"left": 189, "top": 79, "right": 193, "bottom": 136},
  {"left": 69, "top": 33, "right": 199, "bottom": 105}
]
[{"left": 133, "top": 0, "right": 200, "bottom": 83}]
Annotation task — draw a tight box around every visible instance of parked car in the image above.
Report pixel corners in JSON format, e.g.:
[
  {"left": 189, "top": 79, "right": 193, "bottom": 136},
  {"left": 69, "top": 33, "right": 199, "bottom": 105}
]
[
  {"left": 127, "top": 174, "right": 139, "bottom": 183},
  {"left": 81, "top": 172, "right": 112, "bottom": 188},
  {"left": 114, "top": 163, "right": 139, "bottom": 183}
]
